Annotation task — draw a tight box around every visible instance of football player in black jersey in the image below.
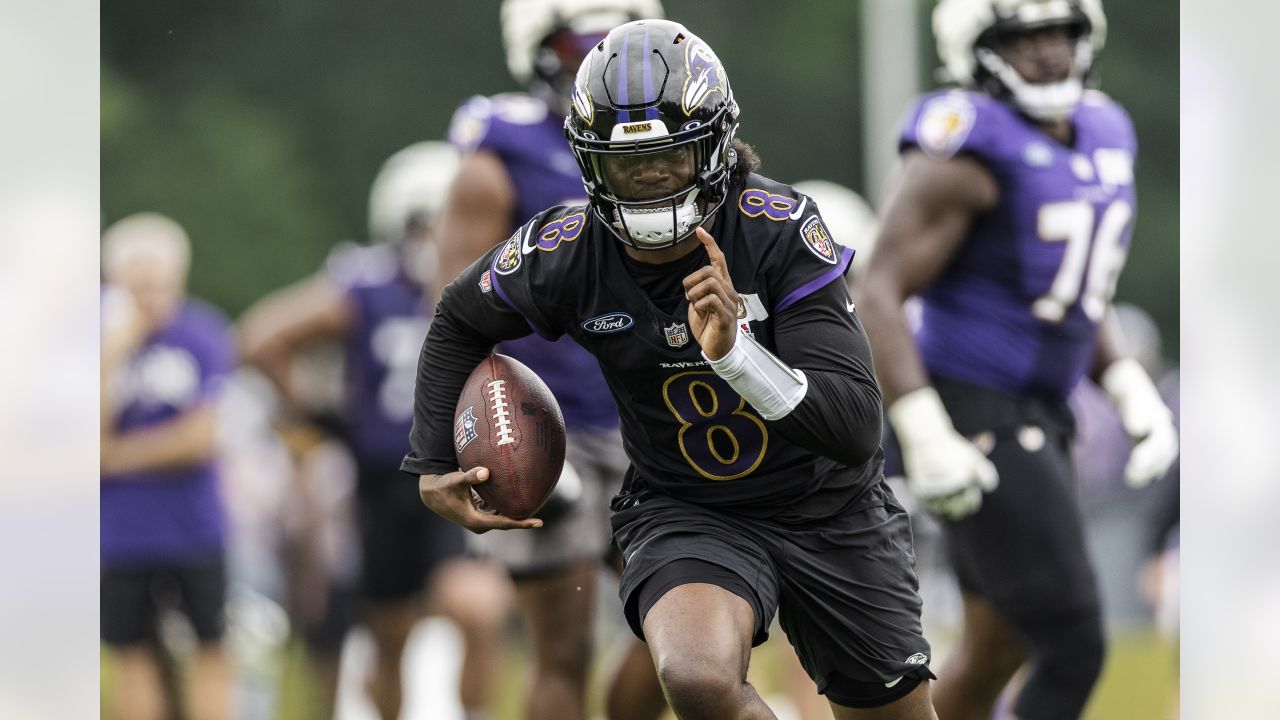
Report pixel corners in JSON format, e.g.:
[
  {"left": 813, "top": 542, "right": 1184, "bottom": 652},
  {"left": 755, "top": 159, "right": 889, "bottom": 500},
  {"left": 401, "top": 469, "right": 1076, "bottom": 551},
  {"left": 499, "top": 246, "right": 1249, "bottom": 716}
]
[{"left": 403, "top": 20, "right": 938, "bottom": 719}]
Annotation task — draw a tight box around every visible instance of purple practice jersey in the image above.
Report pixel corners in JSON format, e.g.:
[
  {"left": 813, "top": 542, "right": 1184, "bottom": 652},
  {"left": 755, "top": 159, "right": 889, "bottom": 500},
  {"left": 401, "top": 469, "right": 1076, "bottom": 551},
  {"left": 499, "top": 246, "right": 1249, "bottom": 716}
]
[
  {"left": 900, "top": 89, "right": 1138, "bottom": 399},
  {"left": 101, "top": 298, "right": 234, "bottom": 568},
  {"left": 326, "top": 243, "right": 431, "bottom": 471},
  {"left": 450, "top": 92, "right": 619, "bottom": 430}
]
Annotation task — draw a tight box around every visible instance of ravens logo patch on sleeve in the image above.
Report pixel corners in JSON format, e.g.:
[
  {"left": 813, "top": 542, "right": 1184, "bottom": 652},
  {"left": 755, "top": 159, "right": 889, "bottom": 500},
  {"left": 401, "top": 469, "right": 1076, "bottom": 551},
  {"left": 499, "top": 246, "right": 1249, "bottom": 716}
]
[
  {"left": 494, "top": 235, "right": 522, "bottom": 275},
  {"left": 801, "top": 216, "right": 839, "bottom": 265}
]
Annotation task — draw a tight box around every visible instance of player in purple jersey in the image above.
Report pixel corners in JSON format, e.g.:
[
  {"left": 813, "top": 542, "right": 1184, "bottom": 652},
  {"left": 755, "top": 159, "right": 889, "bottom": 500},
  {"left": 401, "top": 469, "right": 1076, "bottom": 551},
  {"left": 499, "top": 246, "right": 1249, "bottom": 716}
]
[
  {"left": 858, "top": 2, "right": 1179, "bottom": 719},
  {"left": 100, "top": 213, "right": 234, "bottom": 720},
  {"left": 408, "top": 19, "right": 939, "bottom": 719},
  {"left": 240, "top": 143, "right": 513, "bottom": 720},
  {"left": 435, "top": 3, "right": 669, "bottom": 720}
]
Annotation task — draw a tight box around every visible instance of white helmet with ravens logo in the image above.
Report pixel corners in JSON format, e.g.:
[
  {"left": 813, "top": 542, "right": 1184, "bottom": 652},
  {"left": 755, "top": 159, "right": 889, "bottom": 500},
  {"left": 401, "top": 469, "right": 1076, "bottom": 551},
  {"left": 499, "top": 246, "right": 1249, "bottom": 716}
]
[
  {"left": 934, "top": 0, "right": 1107, "bottom": 121},
  {"left": 501, "top": 0, "right": 665, "bottom": 113}
]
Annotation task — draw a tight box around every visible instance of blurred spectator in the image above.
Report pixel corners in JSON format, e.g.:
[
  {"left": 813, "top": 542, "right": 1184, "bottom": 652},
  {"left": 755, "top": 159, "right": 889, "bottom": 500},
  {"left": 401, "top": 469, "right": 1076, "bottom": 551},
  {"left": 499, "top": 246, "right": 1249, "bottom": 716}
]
[
  {"left": 100, "top": 213, "right": 235, "bottom": 720},
  {"left": 238, "top": 142, "right": 513, "bottom": 720}
]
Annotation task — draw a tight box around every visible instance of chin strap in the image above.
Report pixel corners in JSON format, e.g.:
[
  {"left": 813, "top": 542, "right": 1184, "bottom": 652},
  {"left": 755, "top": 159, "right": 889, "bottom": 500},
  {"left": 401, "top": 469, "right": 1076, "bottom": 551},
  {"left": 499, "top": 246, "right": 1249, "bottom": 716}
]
[
  {"left": 703, "top": 331, "right": 807, "bottom": 421},
  {"left": 975, "top": 40, "right": 1092, "bottom": 122},
  {"left": 616, "top": 187, "right": 703, "bottom": 249}
]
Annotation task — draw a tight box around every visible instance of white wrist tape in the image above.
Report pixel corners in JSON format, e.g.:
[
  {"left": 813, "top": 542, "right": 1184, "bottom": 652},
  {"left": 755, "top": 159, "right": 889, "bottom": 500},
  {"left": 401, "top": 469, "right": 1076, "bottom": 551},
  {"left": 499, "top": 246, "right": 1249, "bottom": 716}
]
[
  {"left": 703, "top": 332, "right": 808, "bottom": 421},
  {"left": 887, "top": 386, "right": 956, "bottom": 447},
  {"left": 1101, "top": 357, "right": 1170, "bottom": 433},
  {"left": 1100, "top": 358, "right": 1160, "bottom": 408}
]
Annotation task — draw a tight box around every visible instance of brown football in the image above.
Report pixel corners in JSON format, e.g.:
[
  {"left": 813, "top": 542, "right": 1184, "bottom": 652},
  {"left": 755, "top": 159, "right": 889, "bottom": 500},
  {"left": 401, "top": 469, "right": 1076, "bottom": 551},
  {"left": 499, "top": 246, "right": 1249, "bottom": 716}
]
[{"left": 453, "top": 353, "right": 566, "bottom": 519}]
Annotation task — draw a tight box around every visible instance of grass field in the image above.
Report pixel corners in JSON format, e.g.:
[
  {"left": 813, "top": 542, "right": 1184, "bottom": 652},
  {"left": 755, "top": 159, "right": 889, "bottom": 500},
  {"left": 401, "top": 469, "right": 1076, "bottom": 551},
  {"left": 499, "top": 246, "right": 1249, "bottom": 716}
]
[{"left": 104, "top": 622, "right": 1177, "bottom": 719}]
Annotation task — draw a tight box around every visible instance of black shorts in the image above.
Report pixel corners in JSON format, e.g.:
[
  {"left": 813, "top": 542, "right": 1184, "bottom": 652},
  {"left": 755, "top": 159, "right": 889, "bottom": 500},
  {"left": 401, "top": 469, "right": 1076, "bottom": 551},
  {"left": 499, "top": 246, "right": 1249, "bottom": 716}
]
[
  {"left": 933, "top": 377, "right": 1101, "bottom": 622},
  {"left": 357, "top": 467, "right": 467, "bottom": 602},
  {"left": 101, "top": 557, "right": 227, "bottom": 647},
  {"left": 612, "top": 481, "right": 934, "bottom": 708}
]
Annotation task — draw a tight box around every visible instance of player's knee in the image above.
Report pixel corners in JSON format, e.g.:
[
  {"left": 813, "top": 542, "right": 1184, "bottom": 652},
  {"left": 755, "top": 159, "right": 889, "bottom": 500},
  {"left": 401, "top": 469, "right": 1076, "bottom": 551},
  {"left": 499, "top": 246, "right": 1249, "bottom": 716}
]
[
  {"left": 1028, "top": 605, "right": 1106, "bottom": 690},
  {"left": 432, "top": 561, "right": 514, "bottom": 629},
  {"left": 440, "top": 583, "right": 511, "bottom": 634},
  {"left": 656, "top": 656, "right": 742, "bottom": 717},
  {"left": 1055, "top": 610, "right": 1105, "bottom": 685},
  {"left": 1010, "top": 606, "right": 1105, "bottom": 720},
  {"left": 965, "top": 628, "right": 1026, "bottom": 683}
]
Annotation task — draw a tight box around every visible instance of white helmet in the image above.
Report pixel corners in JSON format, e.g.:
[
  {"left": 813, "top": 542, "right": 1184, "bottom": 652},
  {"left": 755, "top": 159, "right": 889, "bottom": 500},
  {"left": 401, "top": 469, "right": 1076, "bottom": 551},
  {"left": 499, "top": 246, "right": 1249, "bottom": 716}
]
[
  {"left": 934, "top": 0, "right": 1106, "bottom": 121},
  {"left": 501, "top": 0, "right": 664, "bottom": 104},
  {"left": 792, "top": 180, "right": 878, "bottom": 277},
  {"left": 367, "top": 141, "right": 460, "bottom": 245}
]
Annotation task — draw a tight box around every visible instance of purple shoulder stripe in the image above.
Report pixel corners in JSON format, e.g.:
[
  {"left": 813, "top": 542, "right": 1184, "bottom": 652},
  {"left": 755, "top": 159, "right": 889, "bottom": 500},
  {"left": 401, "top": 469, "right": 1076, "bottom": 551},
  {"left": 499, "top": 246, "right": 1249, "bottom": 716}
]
[{"left": 775, "top": 246, "right": 855, "bottom": 313}]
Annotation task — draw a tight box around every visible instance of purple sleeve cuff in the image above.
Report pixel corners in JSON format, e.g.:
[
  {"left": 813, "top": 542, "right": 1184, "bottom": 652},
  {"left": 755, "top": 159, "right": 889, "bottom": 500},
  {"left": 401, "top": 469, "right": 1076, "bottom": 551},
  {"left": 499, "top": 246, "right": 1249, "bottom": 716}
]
[{"left": 775, "top": 246, "right": 854, "bottom": 313}]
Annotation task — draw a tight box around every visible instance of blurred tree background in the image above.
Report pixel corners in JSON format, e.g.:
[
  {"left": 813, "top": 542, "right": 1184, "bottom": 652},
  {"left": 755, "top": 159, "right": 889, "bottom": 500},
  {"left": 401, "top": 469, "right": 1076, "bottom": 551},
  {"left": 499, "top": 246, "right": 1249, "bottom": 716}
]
[{"left": 102, "top": 0, "right": 1177, "bottom": 355}]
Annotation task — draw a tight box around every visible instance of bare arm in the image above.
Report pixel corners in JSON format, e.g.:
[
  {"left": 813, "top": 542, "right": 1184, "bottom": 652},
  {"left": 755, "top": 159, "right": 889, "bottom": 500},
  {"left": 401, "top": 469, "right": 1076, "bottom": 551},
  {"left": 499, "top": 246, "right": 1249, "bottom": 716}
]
[
  {"left": 237, "top": 273, "right": 353, "bottom": 412},
  {"left": 857, "top": 150, "right": 999, "bottom": 404},
  {"left": 1089, "top": 306, "right": 1128, "bottom": 380},
  {"left": 100, "top": 287, "right": 154, "bottom": 430},
  {"left": 433, "top": 149, "right": 517, "bottom": 299},
  {"left": 857, "top": 150, "right": 1002, "bottom": 518},
  {"left": 101, "top": 402, "right": 218, "bottom": 476}
]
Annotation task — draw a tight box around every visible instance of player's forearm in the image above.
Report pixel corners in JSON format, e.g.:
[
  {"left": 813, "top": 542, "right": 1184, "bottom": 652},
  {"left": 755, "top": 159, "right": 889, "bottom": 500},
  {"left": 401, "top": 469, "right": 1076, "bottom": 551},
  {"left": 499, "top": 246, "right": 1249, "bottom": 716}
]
[
  {"left": 770, "top": 369, "right": 883, "bottom": 467},
  {"left": 101, "top": 405, "right": 218, "bottom": 476},
  {"left": 765, "top": 282, "right": 885, "bottom": 467},
  {"left": 238, "top": 274, "right": 351, "bottom": 408},
  {"left": 1088, "top": 307, "right": 1127, "bottom": 382},
  {"left": 855, "top": 280, "right": 931, "bottom": 405},
  {"left": 241, "top": 339, "right": 308, "bottom": 415},
  {"left": 100, "top": 319, "right": 147, "bottom": 430}
]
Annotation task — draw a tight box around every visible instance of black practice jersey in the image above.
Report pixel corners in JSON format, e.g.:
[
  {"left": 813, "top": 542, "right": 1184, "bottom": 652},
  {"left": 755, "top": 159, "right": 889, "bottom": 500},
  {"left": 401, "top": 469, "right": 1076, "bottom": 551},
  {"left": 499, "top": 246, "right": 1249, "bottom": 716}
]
[{"left": 403, "top": 173, "right": 887, "bottom": 521}]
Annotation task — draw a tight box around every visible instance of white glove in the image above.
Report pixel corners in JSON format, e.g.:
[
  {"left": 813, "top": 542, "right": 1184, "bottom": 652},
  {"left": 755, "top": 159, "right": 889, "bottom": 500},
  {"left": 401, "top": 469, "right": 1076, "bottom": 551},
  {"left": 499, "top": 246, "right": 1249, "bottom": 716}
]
[
  {"left": 1101, "top": 358, "right": 1179, "bottom": 488},
  {"left": 889, "top": 387, "right": 999, "bottom": 519}
]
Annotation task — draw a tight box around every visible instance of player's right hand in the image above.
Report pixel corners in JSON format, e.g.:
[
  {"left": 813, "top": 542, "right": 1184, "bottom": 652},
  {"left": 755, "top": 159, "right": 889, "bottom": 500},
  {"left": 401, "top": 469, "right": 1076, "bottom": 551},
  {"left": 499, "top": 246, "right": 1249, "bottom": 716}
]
[
  {"left": 889, "top": 387, "right": 999, "bottom": 520},
  {"left": 684, "top": 226, "right": 740, "bottom": 361},
  {"left": 418, "top": 468, "right": 543, "bottom": 534}
]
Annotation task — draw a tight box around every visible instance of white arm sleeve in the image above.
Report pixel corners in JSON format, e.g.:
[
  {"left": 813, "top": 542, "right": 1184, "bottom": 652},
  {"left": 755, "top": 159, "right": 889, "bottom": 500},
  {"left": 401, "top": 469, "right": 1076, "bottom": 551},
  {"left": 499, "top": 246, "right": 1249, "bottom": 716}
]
[{"left": 703, "top": 332, "right": 808, "bottom": 421}]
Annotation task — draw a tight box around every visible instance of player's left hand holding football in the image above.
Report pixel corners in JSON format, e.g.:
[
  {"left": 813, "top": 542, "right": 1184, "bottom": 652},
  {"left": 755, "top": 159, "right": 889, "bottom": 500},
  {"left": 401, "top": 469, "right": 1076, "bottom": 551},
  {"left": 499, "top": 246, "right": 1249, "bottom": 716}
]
[
  {"left": 684, "top": 226, "right": 739, "bottom": 360},
  {"left": 418, "top": 468, "right": 544, "bottom": 534}
]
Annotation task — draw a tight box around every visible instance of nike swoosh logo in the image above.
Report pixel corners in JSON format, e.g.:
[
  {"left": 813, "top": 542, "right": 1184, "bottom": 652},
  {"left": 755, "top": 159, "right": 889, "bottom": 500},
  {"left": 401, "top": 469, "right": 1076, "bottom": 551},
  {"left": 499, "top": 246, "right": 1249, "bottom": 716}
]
[
  {"left": 845, "top": 299, "right": 856, "bottom": 312},
  {"left": 519, "top": 222, "right": 539, "bottom": 254},
  {"left": 624, "top": 536, "right": 653, "bottom": 564},
  {"left": 788, "top": 196, "right": 809, "bottom": 220},
  {"left": 884, "top": 676, "right": 903, "bottom": 689}
]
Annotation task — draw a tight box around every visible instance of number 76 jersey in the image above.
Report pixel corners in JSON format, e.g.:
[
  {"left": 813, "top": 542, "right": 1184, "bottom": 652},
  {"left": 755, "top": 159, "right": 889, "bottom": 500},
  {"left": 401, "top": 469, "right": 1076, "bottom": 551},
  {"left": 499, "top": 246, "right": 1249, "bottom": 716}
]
[{"left": 901, "top": 88, "right": 1138, "bottom": 399}]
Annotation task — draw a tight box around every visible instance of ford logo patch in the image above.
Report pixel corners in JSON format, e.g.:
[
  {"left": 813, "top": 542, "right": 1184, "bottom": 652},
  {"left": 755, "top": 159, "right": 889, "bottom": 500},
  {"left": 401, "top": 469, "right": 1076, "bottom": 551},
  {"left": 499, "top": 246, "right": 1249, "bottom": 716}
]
[{"left": 580, "top": 312, "right": 634, "bottom": 334}]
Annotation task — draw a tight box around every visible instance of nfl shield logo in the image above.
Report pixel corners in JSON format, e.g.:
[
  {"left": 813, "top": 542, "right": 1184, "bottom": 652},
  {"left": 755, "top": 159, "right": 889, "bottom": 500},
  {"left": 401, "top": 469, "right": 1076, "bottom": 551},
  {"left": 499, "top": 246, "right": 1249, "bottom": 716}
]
[{"left": 664, "top": 322, "right": 690, "bottom": 348}]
